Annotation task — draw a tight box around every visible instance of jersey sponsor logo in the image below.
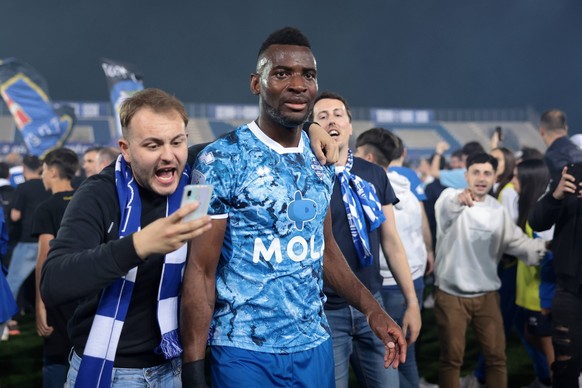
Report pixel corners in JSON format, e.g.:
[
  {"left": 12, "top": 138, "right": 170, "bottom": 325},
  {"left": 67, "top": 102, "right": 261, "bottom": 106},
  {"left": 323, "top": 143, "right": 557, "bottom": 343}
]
[
  {"left": 287, "top": 191, "right": 317, "bottom": 230},
  {"left": 252, "top": 191, "right": 322, "bottom": 264},
  {"left": 252, "top": 235, "right": 324, "bottom": 263}
]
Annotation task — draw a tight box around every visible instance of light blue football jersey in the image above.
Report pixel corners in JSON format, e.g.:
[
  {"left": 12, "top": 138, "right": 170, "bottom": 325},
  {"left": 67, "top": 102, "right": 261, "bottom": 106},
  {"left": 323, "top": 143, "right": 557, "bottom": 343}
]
[{"left": 192, "top": 121, "right": 335, "bottom": 354}]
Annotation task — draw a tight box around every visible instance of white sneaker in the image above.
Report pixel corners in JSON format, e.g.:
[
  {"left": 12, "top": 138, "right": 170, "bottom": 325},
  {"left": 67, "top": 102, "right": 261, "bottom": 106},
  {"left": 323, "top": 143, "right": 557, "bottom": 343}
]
[
  {"left": 521, "top": 378, "right": 551, "bottom": 388},
  {"left": 424, "top": 294, "right": 435, "bottom": 309},
  {"left": 460, "top": 374, "right": 485, "bottom": 388},
  {"left": 419, "top": 377, "right": 438, "bottom": 388},
  {"left": 1, "top": 325, "right": 9, "bottom": 341}
]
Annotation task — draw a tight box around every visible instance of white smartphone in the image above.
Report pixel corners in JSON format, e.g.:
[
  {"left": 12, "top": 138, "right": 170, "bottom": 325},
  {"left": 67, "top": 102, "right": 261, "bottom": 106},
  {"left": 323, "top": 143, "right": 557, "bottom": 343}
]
[{"left": 180, "top": 184, "right": 213, "bottom": 222}]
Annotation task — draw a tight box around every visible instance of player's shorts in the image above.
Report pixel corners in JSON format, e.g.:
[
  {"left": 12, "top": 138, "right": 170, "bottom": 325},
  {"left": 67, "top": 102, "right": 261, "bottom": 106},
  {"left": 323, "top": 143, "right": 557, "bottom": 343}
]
[
  {"left": 524, "top": 309, "right": 552, "bottom": 337},
  {"left": 210, "top": 338, "right": 334, "bottom": 387}
]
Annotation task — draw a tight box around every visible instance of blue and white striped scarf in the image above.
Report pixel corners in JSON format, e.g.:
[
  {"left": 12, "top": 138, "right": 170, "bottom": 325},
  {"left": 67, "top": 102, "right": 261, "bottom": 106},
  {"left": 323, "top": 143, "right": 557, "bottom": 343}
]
[
  {"left": 337, "top": 150, "right": 386, "bottom": 267},
  {"left": 75, "top": 155, "right": 190, "bottom": 388}
]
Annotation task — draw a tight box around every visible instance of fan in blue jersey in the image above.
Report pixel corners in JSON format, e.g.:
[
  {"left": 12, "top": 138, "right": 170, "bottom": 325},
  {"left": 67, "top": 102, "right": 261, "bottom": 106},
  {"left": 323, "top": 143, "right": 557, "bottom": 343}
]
[{"left": 180, "top": 27, "right": 407, "bottom": 388}]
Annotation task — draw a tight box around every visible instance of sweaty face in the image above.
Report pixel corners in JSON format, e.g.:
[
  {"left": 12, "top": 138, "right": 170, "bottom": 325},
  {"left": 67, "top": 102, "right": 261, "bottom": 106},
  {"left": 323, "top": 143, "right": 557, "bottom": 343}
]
[
  {"left": 312, "top": 98, "right": 352, "bottom": 152},
  {"left": 465, "top": 162, "right": 496, "bottom": 200},
  {"left": 252, "top": 45, "right": 317, "bottom": 128},
  {"left": 83, "top": 151, "right": 99, "bottom": 177},
  {"left": 119, "top": 108, "right": 188, "bottom": 197}
]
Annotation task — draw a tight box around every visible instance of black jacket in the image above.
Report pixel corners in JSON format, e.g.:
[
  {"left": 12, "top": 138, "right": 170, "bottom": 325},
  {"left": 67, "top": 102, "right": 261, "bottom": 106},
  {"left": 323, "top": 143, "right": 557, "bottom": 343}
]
[
  {"left": 530, "top": 192, "right": 582, "bottom": 294},
  {"left": 41, "top": 165, "right": 168, "bottom": 367}
]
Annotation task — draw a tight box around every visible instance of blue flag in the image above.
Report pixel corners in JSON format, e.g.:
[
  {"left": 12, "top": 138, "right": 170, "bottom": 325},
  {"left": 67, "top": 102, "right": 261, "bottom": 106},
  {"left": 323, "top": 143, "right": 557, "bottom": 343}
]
[
  {"left": 0, "top": 58, "right": 75, "bottom": 157},
  {"left": 100, "top": 58, "right": 144, "bottom": 138}
]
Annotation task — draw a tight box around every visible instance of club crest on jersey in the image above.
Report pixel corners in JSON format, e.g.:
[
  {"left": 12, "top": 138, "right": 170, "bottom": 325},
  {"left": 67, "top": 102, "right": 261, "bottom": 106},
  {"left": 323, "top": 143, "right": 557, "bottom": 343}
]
[
  {"left": 287, "top": 191, "right": 317, "bottom": 230},
  {"left": 310, "top": 157, "right": 325, "bottom": 180}
]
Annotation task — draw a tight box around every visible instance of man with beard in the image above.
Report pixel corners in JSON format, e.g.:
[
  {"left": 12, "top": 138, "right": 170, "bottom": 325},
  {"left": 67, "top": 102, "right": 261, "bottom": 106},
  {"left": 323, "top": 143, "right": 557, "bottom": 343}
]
[
  {"left": 41, "top": 89, "right": 214, "bottom": 387},
  {"left": 433, "top": 153, "right": 547, "bottom": 388},
  {"left": 180, "top": 27, "right": 406, "bottom": 387}
]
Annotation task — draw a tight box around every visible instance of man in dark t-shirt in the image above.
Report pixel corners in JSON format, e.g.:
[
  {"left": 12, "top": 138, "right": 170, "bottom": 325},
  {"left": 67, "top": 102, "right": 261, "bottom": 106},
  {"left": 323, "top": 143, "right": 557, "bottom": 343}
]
[
  {"left": 313, "top": 92, "right": 420, "bottom": 387},
  {"left": 6, "top": 155, "right": 50, "bottom": 314},
  {"left": 32, "top": 148, "right": 78, "bottom": 387}
]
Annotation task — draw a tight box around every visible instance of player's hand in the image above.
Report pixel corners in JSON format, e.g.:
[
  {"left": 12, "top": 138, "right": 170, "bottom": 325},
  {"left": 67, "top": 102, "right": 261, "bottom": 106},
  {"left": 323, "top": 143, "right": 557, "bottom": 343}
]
[
  {"left": 367, "top": 310, "right": 407, "bottom": 368},
  {"left": 307, "top": 122, "right": 338, "bottom": 165},
  {"left": 133, "top": 202, "right": 212, "bottom": 259}
]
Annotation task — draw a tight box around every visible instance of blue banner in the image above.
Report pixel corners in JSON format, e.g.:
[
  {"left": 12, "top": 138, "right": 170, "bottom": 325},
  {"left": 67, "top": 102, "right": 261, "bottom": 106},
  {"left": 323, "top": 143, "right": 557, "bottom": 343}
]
[
  {"left": 0, "top": 58, "right": 75, "bottom": 157},
  {"left": 100, "top": 58, "right": 144, "bottom": 138}
]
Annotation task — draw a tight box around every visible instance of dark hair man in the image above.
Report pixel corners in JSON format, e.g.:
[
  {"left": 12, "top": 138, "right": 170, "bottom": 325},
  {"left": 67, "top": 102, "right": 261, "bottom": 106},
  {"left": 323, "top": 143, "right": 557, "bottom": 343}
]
[
  {"left": 6, "top": 155, "right": 50, "bottom": 329},
  {"left": 313, "top": 95, "right": 419, "bottom": 388},
  {"left": 434, "top": 153, "right": 547, "bottom": 388},
  {"left": 33, "top": 147, "right": 79, "bottom": 387},
  {"left": 181, "top": 27, "right": 405, "bottom": 387}
]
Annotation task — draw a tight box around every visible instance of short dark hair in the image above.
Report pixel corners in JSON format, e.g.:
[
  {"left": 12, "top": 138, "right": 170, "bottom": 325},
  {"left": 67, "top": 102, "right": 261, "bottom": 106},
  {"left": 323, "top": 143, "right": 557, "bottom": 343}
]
[
  {"left": 22, "top": 155, "right": 41, "bottom": 172},
  {"left": 313, "top": 91, "right": 353, "bottom": 122},
  {"left": 466, "top": 152, "right": 498, "bottom": 171},
  {"left": 355, "top": 127, "right": 403, "bottom": 168},
  {"left": 43, "top": 147, "right": 79, "bottom": 181},
  {"left": 451, "top": 149, "right": 463, "bottom": 160},
  {"left": 519, "top": 146, "right": 544, "bottom": 161},
  {"left": 257, "top": 27, "right": 311, "bottom": 59},
  {"left": 119, "top": 88, "right": 188, "bottom": 139},
  {"left": 0, "top": 162, "right": 9, "bottom": 179},
  {"left": 540, "top": 109, "right": 567, "bottom": 131},
  {"left": 462, "top": 141, "right": 485, "bottom": 158}
]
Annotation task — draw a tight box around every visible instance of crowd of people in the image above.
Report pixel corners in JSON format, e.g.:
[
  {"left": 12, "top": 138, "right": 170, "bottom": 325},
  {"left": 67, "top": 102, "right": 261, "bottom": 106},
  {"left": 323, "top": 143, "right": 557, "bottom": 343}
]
[{"left": 0, "top": 26, "right": 581, "bottom": 388}]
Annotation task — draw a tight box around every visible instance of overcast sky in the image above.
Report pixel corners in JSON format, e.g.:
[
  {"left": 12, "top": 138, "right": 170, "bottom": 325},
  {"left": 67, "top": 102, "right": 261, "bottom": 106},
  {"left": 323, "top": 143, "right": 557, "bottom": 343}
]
[{"left": 3, "top": 0, "right": 582, "bottom": 132}]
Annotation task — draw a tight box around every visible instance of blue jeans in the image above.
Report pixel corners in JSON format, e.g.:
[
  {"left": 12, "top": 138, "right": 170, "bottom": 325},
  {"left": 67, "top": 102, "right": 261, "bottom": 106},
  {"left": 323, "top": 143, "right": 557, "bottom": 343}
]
[
  {"left": 325, "top": 291, "right": 398, "bottom": 388},
  {"left": 43, "top": 361, "right": 68, "bottom": 388},
  {"left": 6, "top": 242, "right": 38, "bottom": 299},
  {"left": 66, "top": 351, "right": 182, "bottom": 387},
  {"left": 381, "top": 277, "right": 424, "bottom": 388}
]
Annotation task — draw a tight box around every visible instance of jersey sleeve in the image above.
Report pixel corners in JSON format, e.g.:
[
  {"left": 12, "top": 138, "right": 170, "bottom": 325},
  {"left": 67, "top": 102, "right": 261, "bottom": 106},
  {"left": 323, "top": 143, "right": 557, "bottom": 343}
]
[{"left": 192, "top": 141, "right": 236, "bottom": 218}]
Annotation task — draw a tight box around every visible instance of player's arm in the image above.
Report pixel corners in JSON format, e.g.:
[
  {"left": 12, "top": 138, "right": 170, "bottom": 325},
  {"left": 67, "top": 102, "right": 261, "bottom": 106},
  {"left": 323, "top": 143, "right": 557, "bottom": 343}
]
[
  {"left": 35, "top": 233, "right": 54, "bottom": 337},
  {"left": 304, "top": 121, "right": 338, "bottom": 165},
  {"left": 379, "top": 204, "right": 421, "bottom": 344},
  {"left": 322, "top": 208, "right": 406, "bottom": 368},
  {"left": 419, "top": 202, "right": 434, "bottom": 275},
  {"left": 181, "top": 218, "right": 226, "bottom": 386}
]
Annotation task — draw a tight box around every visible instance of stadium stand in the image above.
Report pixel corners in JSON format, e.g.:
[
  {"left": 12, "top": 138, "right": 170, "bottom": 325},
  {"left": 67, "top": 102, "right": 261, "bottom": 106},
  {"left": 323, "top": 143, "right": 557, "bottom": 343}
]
[{"left": 0, "top": 102, "right": 546, "bottom": 161}]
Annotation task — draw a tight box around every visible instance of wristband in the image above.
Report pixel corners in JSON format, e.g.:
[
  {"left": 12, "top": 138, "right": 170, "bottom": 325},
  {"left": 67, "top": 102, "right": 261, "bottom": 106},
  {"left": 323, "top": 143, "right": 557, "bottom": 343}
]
[
  {"left": 182, "top": 360, "right": 207, "bottom": 387},
  {"left": 302, "top": 121, "right": 320, "bottom": 132}
]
